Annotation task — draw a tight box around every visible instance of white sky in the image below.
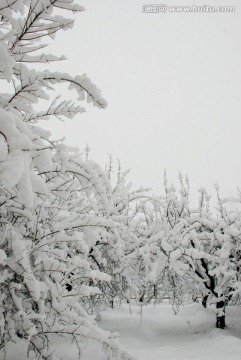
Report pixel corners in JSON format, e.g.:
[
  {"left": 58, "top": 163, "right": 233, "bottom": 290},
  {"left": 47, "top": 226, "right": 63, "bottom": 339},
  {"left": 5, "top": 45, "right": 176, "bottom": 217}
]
[{"left": 45, "top": 0, "right": 241, "bottom": 202}]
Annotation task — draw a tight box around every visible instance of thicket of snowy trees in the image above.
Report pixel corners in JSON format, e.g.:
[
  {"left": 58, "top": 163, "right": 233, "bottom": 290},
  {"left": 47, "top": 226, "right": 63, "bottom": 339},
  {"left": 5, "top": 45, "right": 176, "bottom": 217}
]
[
  {"left": 0, "top": 1, "right": 240, "bottom": 359},
  {"left": 133, "top": 177, "right": 241, "bottom": 329}
]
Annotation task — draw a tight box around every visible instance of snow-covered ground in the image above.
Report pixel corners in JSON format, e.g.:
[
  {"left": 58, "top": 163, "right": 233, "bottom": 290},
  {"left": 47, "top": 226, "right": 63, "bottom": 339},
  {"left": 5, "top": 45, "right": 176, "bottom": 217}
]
[
  {"left": 1, "top": 303, "right": 241, "bottom": 360},
  {"left": 100, "top": 302, "right": 241, "bottom": 360}
]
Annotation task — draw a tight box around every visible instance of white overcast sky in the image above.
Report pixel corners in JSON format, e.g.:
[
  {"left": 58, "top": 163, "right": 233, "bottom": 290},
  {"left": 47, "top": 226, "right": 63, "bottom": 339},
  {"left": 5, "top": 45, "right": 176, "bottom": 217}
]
[{"left": 45, "top": 0, "right": 241, "bottom": 202}]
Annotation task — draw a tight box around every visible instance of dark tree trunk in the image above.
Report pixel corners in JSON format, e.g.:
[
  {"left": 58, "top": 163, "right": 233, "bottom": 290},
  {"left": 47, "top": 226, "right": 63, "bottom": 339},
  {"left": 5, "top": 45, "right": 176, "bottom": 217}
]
[
  {"left": 139, "top": 292, "right": 145, "bottom": 303},
  {"left": 216, "top": 300, "right": 225, "bottom": 329},
  {"left": 202, "top": 295, "right": 209, "bottom": 308}
]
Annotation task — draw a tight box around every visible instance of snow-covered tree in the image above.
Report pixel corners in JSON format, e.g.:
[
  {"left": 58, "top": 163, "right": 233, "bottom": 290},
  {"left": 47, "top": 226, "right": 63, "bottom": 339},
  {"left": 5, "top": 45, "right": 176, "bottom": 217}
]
[
  {"left": 87, "top": 158, "right": 152, "bottom": 308},
  {"left": 0, "top": 1, "right": 134, "bottom": 359},
  {"left": 136, "top": 176, "right": 241, "bottom": 329}
]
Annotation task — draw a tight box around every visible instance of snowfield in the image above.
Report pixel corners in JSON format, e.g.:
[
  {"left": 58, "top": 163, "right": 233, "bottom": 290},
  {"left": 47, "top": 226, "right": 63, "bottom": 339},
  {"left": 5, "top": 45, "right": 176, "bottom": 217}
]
[
  {"left": 1, "top": 302, "right": 241, "bottom": 360},
  {"left": 100, "top": 302, "right": 241, "bottom": 360}
]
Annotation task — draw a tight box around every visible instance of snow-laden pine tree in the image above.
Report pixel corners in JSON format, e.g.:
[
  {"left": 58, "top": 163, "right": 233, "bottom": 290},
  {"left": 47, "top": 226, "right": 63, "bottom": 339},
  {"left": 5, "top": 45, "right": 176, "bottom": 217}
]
[{"left": 0, "top": 1, "right": 134, "bottom": 359}]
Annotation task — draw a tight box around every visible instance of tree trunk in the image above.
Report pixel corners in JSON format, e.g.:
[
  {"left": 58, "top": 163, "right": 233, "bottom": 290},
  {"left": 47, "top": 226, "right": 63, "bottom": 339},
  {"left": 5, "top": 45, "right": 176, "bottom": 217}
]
[
  {"left": 202, "top": 295, "right": 209, "bottom": 308},
  {"left": 139, "top": 292, "right": 145, "bottom": 303},
  {"left": 216, "top": 300, "right": 225, "bottom": 329}
]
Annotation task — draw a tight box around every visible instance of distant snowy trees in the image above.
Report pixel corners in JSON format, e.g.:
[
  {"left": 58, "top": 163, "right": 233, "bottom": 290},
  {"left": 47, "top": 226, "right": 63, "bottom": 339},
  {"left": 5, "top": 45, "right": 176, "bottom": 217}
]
[{"left": 133, "top": 176, "right": 241, "bottom": 329}]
